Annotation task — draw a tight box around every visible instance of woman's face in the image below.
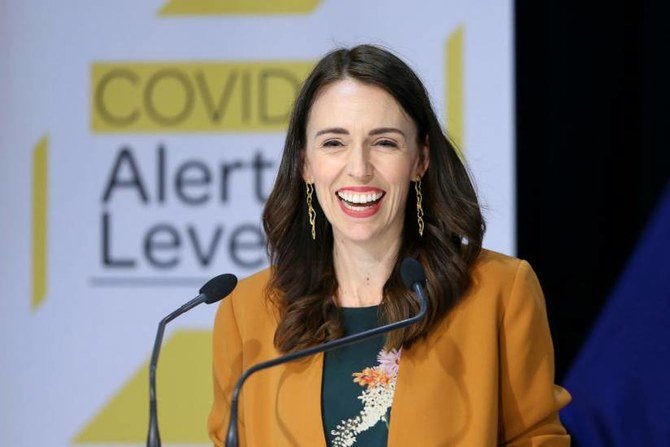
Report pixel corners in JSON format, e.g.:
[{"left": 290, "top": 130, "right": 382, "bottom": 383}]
[{"left": 303, "top": 78, "right": 428, "bottom": 245}]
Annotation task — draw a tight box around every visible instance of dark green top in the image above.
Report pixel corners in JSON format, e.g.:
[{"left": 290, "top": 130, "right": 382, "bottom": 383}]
[{"left": 321, "top": 306, "right": 399, "bottom": 447}]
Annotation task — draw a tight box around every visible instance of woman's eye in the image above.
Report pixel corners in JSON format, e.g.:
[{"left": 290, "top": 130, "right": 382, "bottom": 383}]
[
  {"left": 322, "top": 140, "right": 344, "bottom": 148},
  {"left": 376, "top": 139, "right": 398, "bottom": 148}
]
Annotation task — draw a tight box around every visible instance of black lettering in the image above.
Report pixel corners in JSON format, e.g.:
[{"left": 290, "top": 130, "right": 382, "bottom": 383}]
[
  {"left": 229, "top": 224, "right": 265, "bottom": 268},
  {"left": 175, "top": 160, "right": 211, "bottom": 205},
  {"left": 94, "top": 69, "right": 140, "bottom": 127},
  {"left": 102, "top": 147, "right": 149, "bottom": 203},
  {"left": 195, "top": 69, "right": 238, "bottom": 123},
  {"left": 144, "top": 224, "right": 181, "bottom": 268},
  {"left": 252, "top": 151, "right": 274, "bottom": 203},
  {"left": 144, "top": 69, "right": 194, "bottom": 126},
  {"left": 219, "top": 160, "right": 244, "bottom": 202},
  {"left": 157, "top": 144, "right": 166, "bottom": 204},
  {"left": 187, "top": 225, "right": 223, "bottom": 267},
  {"left": 101, "top": 212, "right": 136, "bottom": 267}
]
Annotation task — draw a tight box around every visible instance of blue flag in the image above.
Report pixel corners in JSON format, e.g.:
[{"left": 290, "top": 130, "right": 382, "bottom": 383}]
[{"left": 562, "top": 182, "right": 670, "bottom": 446}]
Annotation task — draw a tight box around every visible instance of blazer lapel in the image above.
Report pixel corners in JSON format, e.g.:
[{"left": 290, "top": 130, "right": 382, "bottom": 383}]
[
  {"left": 275, "top": 352, "right": 327, "bottom": 446},
  {"left": 386, "top": 346, "right": 413, "bottom": 447}
]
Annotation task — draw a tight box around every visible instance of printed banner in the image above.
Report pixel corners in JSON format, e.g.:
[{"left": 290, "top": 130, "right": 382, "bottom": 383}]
[{"left": 0, "top": 1, "right": 513, "bottom": 445}]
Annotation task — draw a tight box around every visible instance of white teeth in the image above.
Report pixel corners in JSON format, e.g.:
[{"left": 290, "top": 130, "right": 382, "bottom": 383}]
[
  {"left": 342, "top": 201, "right": 368, "bottom": 211},
  {"left": 337, "top": 190, "right": 383, "bottom": 204}
]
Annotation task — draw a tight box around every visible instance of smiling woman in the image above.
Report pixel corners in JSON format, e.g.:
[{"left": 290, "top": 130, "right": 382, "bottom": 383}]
[
  {"left": 208, "top": 45, "right": 571, "bottom": 447},
  {"left": 303, "top": 79, "right": 427, "bottom": 252}
]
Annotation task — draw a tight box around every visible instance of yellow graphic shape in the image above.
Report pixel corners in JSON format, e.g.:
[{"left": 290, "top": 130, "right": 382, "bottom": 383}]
[
  {"left": 74, "top": 330, "right": 213, "bottom": 444},
  {"left": 445, "top": 25, "right": 465, "bottom": 153},
  {"left": 31, "top": 136, "right": 48, "bottom": 311},
  {"left": 92, "top": 61, "right": 313, "bottom": 133},
  {"left": 159, "top": 0, "right": 322, "bottom": 16}
]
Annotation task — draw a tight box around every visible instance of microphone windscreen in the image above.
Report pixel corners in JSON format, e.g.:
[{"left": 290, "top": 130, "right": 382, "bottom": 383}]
[
  {"left": 401, "top": 257, "right": 426, "bottom": 291},
  {"left": 200, "top": 273, "right": 238, "bottom": 304}
]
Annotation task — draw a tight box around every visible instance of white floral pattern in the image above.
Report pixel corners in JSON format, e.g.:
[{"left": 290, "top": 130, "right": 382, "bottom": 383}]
[{"left": 330, "top": 348, "right": 401, "bottom": 447}]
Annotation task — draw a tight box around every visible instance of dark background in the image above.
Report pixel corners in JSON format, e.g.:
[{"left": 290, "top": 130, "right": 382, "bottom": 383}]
[{"left": 515, "top": 0, "right": 669, "bottom": 394}]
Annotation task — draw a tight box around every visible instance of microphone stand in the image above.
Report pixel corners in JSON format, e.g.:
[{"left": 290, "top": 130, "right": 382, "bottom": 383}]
[
  {"left": 148, "top": 295, "right": 209, "bottom": 447},
  {"left": 147, "top": 272, "right": 237, "bottom": 447}
]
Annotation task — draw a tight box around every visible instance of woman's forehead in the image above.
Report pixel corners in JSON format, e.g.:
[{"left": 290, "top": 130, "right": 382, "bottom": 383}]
[{"left": 306, "top": 79, "right": 416, "bottom": 138}]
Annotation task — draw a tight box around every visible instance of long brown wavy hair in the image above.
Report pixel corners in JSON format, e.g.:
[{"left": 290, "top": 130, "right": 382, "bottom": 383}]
[{"left": 263, "top": 45, "right": 485, "bottom": 353}]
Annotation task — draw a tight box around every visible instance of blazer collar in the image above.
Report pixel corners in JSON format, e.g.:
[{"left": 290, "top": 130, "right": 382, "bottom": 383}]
[{"left": 276, "top": 352, "right": 328, "bottom": 446}]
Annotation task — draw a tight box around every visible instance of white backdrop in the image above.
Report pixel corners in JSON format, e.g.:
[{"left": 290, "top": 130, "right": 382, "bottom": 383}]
[{"left": 0, "top": 0, "right": 513, "bottom": 445}]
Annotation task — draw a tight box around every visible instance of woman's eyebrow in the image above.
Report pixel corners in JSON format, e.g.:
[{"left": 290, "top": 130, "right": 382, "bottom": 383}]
[
  {"left": 314, "top": 127, "right": 406, "bottom": 138},
  {"left": 315, "top": 127, "right": 349, "bottom": 137},
  {"left": 369, "top": 127, "right": 406, "bottom": 138}
]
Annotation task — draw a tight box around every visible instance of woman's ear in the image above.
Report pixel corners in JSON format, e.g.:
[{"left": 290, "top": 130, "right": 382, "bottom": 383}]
[
  {"left": 302, "top": 149, "right": 313, "bottom": 183},
  {"left": 415, "top": 137, "right": 430, "bottom": 178}
]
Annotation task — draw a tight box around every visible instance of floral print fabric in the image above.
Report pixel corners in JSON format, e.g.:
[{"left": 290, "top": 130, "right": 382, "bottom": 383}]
[{"left": 330, "top": 348, "right": 401, "bottom": 447}]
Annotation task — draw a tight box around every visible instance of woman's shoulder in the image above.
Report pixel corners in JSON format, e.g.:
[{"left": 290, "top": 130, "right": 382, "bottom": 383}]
[
  {"left": 225, "top": 267, "right": 276, "bottom": 323},
  {"left": 468, "top": 248, "right": 539, "bottom": 300},
  {"left": 234, "top": 267, "right": 273, "bottom": 297},
  {"left": 431, "top": 249, "right": 546, "bottom": 339},
  {"left": 213, "top": 267, "right": 281, "bottom": 365},
  {"left": 473, "top": 248, "right": 525, "bottom": 276}
]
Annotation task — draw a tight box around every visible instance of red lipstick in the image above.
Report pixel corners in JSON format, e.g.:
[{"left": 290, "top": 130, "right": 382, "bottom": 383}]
[{"left": 336, "top": 187, "right": 385, "bottom": 218}]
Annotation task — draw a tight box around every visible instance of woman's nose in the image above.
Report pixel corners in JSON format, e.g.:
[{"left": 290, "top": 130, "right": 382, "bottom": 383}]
[{"left": 346, "top": 144, "right": 373, "bottom": 180}]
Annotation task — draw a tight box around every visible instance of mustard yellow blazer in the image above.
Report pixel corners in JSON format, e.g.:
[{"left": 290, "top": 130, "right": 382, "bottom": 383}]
[{"left": 208, "top": 250, "right": 571, "bottom": 446}]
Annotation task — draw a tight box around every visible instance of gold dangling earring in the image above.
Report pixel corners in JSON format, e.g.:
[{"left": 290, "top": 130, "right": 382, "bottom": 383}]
[
  {"left": 415, "top": 178, "right": 424, "bottom": 237},
  {"left": 306, "top": 182, "right": 316, "bottom": 240}
]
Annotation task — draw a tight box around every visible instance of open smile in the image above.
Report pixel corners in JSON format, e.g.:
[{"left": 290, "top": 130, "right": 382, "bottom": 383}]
[{"left": 335, "top": 187, "right": 385, "bottom": 217}]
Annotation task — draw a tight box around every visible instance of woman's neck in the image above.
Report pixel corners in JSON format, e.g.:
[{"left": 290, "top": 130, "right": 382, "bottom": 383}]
[{"left": 332, "top": 235, "right": 401, "bottom": 308}]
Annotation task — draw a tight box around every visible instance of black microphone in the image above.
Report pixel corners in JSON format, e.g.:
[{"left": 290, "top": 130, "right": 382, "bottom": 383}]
[
  {"left": 147, "top": 273, "right": 238, "bottom": 447},
  {"left": 225, "top": 257, "right": 428, "bottom": 447}
]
